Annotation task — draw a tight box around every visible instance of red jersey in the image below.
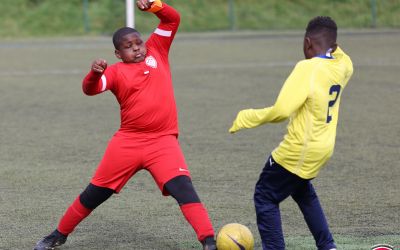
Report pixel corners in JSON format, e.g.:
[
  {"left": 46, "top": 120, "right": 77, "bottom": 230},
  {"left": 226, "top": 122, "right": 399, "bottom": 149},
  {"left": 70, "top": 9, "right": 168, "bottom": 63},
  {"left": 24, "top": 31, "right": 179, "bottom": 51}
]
[{"left": 82, "top": 4, "right": 180, "bottom": 138}]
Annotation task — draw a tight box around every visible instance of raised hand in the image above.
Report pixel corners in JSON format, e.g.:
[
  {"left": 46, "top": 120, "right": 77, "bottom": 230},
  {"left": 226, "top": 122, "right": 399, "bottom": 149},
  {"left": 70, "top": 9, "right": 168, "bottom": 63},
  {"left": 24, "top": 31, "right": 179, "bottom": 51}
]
[
  {"left": 136, "top": 0, "right": 154, "bottom": 11},
  {"left": 91, "top": 59, "right": 107, "bottom": 73}
]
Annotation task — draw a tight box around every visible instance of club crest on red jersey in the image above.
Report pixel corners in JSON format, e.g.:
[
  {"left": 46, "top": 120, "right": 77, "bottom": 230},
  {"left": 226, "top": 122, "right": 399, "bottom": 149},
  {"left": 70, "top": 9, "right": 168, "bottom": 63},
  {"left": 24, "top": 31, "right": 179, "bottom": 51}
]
[{"left": 145, "top": 56, "right": 157, "bottom": 68}]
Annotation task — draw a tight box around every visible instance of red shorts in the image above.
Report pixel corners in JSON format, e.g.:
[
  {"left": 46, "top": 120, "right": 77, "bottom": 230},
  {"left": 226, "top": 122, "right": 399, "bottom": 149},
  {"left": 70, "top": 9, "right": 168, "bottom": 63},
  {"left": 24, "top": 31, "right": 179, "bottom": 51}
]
[{"left": 91, "top": 133, "right": 190, "bottom": 194}]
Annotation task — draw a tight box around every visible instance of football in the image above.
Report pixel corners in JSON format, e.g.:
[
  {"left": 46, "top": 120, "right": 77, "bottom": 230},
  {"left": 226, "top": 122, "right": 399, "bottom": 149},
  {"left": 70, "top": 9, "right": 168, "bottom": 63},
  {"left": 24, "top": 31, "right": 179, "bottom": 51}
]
[{"left": 216, "top": 223, "right": 254, "bottom": 250}]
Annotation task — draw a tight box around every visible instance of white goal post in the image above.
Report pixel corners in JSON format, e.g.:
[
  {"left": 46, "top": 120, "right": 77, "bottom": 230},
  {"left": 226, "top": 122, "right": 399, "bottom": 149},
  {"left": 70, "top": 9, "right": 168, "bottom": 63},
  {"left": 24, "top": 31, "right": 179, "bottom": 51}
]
[{"left": 126, "top": 0, "right": 135, "bottom": 28}]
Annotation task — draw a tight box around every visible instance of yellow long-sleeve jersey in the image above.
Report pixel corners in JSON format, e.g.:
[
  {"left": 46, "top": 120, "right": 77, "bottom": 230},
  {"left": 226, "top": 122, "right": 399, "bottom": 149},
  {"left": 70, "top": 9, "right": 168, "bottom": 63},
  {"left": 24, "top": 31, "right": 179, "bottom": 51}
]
[{"left": 230, "top": 47, "right": 353, "bottom": 179}]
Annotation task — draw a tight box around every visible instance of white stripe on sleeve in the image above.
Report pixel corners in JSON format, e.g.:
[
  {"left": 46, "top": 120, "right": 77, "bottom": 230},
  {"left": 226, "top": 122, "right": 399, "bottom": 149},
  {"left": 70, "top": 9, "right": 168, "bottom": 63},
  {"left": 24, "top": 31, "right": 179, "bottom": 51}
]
[
  {"left": 154, "top": 28, "right": 172, "bottom": 37},
  {"left": 101, "top": 75, "right": 107, "bottom": 91}
]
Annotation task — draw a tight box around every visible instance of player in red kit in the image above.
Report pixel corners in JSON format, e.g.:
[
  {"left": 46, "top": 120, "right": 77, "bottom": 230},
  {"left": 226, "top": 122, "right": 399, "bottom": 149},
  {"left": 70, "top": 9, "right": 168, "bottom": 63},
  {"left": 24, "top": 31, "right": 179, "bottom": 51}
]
[{"left": 34, "top": 1, "right": 216, "bottom": 249}]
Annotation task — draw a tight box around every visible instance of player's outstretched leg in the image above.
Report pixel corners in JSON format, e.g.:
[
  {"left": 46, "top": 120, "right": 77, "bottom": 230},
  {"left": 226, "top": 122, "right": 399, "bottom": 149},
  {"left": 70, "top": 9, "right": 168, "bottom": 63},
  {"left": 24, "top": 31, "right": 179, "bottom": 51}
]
[
  {"left": 34, "top": 229, "right": 67, "bottom": 250},
  {"left": 34, "top": 183, "right": 114, "bottom": 250},
  {"left": 164, "top": 176, "right": 216, "bottom": 250}
]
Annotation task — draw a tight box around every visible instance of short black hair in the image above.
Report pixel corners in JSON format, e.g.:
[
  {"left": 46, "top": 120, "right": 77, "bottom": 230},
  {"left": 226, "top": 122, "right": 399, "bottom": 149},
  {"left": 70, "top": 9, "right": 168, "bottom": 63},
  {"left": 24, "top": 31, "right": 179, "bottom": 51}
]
[
  {"left": 112, "top": 27, "right": 140, "bottom": 49},
  {"left": 306, "top": 16, "right": 337, "bottom": 42}
]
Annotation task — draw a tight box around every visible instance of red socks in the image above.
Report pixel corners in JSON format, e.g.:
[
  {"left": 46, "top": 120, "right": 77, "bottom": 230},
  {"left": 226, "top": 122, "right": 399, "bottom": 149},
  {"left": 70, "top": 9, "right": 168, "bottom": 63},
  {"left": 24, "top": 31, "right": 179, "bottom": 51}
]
[
  {"left": 56, "top": 197, "right": 214, "bottom": 242},
  {"left": 180, "top": 203, "right": 214, "bottom": 242},
  {"left": 57, "top": 196, "right": 92, "bottom": 235}
]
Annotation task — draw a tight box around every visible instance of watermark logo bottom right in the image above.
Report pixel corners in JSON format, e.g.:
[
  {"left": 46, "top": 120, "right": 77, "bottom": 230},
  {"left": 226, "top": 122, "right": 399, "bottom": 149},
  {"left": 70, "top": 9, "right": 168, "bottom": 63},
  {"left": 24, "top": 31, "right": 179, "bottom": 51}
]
[{"left": 371, "top": 244, "right": 394, "bottom": 250}]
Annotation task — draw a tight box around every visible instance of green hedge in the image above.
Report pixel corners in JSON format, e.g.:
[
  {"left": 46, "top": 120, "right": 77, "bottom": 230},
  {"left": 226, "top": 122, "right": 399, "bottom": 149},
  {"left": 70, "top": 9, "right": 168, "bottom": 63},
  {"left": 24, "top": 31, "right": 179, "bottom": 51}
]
[{"left": 1, "top": 0, "right": 399, "bottom": 37}]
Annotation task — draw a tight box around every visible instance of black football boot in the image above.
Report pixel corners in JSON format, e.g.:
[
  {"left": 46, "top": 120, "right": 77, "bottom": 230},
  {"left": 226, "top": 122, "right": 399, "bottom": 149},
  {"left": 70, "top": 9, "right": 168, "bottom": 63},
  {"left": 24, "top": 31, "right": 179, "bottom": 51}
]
[
  {"left": 202, "top": 236, "right": 217, "bottom": 250},
  {"left": 34, "top": 229, "right": 67, "bottom": 250}
]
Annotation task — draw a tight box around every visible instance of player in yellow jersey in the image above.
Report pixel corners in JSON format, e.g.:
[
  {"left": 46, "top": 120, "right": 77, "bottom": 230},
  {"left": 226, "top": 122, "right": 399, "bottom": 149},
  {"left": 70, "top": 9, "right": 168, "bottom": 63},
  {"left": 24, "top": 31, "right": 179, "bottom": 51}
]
[{"left": 229, "top": 16, "right": 353, "bottom": 250}]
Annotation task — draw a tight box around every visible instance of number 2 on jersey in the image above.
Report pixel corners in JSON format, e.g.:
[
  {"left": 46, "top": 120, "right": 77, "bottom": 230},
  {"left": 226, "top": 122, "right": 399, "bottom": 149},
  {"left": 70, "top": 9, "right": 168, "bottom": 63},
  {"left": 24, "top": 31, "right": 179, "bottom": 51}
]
[{"left": 326, "top": 84, "right": 341, "bottom": 123}]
